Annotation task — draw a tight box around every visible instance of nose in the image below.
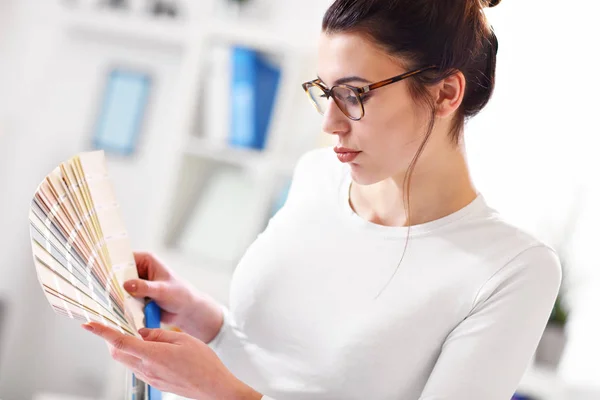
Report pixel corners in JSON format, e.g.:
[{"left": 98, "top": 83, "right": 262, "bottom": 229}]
[{"left": 321, "top": 98, "right": 350, "bottom": 138}]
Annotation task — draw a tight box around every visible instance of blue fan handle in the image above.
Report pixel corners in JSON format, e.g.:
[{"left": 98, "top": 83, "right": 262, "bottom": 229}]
[{"left": 144, "top": 300, "right": 162, "bottom": 400}]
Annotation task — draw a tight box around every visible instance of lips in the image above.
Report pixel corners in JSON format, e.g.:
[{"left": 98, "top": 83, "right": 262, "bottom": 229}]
[
  {"left": 334, "top": 146, "right": 361, "bottom": 163},
  {"left": 334, "top": 146, "right": 360, "bottom": 154}
]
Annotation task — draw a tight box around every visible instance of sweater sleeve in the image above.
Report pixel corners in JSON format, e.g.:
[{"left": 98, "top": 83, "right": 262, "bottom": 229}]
[
  {"left": 205, "top": 303, "right": 241, "bottom": 355},
  {"left": 205, "top": 305, "right": 278, "bottom": 400},
  {"left": 418, "top": 245, "right": 562, "bottom": 400}
]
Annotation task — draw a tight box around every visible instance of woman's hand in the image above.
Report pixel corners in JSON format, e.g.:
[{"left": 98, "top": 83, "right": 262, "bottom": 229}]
[
  {"left": 82, "top": 323, "right": 262, "bottom": 400},
  {"left": 124, "top": 252, "right": 223, "bottom": 343}
]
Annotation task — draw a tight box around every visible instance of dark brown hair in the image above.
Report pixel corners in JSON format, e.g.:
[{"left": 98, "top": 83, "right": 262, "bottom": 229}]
[
  {"left": 322, "top": 0, "right": 500, "bottom": 297},
  {"left": 323, "top": 0, "right": 499, "bottom": 144}
]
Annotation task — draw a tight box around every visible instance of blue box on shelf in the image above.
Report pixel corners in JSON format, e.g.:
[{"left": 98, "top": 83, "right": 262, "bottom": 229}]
[{"left": 92, "top": 68, "right": 152, "bottom": 156}]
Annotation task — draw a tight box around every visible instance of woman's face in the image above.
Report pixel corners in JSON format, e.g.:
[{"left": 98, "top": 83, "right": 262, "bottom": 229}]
[{"left": 317, "top": 32, "right": 440, "bottom": 185}]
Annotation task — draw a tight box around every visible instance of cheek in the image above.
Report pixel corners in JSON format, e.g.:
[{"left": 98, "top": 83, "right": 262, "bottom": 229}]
[
  {"left": 361, "top": 96, "right": 423, "bottom": 155},
  {"left": 350, "top": 96, "right": 426, "bottom": 183}
]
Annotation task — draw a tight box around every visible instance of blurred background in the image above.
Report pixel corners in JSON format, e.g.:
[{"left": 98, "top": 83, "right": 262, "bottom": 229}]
[{"left": 0, "top": 0, "right": 598, "bottom": 399}]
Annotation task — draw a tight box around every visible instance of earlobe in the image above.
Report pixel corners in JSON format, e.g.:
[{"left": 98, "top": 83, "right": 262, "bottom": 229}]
[{"left": 435, "top": 71, "right": 465, "bottom": 118}]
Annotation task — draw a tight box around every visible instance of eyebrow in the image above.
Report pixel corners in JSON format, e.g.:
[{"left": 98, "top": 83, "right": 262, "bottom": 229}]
[{"left": 317, "top": 75, "right": 371, "bottom": 87}]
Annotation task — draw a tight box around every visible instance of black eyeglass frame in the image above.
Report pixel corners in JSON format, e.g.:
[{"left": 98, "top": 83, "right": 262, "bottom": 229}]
[{"left": 301, "top": 65, "right": 438, "bottom": 120}]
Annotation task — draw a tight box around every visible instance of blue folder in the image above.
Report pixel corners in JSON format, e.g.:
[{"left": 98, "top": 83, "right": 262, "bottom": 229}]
[{"left": 229, "top": 47, "right": 281, "bottom": 150}]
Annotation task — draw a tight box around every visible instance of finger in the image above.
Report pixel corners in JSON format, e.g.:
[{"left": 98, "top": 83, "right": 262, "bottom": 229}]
[
  {"left": 134, "top": 251, "right": 171, "bottom": 281},
  {"left": 133, "top": 251, "right": 153, "bottom": 279},
  {"left": 139, "top": 328, "right": 184, "bottom": 344},
  {"left": 108, "top": 344, "right": 143, "bottom": 371},
  {"left": 123, "top": 279, "right": 170, "bottom": 302},
  {"left": 82, "top": 323, "right": 152, "bottom": 358}
]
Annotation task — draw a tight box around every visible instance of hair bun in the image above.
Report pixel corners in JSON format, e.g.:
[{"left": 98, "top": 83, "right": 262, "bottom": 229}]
[{"left": 486, "top": 0, "right": 501, "bottom": 7}]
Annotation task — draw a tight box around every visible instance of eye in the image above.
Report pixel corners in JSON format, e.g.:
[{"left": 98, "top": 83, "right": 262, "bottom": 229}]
[{"left": 345, "top": 95, "right": 360, "bottom": 105}]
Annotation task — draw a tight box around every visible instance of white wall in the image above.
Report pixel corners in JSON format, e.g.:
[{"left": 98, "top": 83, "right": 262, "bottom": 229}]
[
  {"left": 0, "top": 2, "right": 60, "bottom": 398},
  {"left": 467, "top": 0, "right": 600, "bottom": 390},
  {"left": 0, "top": 2, "right": 109, "bottom": 398},
  {"left": 0, "top": 0, "right": 188, "bottom": 397}
]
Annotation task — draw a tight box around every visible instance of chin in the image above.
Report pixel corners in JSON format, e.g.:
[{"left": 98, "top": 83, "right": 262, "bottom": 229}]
[{"left": 348, "top": 164, "right": 384, "bottom": 186}]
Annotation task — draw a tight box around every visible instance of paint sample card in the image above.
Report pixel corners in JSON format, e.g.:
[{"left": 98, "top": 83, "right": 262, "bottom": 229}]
[{"left": 28, "top": 151, "right": 144, "bottom": 336}]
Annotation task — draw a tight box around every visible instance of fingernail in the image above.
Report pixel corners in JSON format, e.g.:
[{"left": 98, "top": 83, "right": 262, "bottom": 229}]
[
  {"left": 138, "top": 328, "right": 150, "bottom": 338},
  {"left": 82, "top": 323, "right": 95, "bottom": 332},
  {"left": 124, "top": 281, "right": 137, "bottom": 293}
]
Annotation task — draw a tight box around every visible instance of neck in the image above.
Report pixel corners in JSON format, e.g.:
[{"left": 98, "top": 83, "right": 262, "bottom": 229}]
[{"left": 349, "top": 146, "right": 477, "bottom": 227}]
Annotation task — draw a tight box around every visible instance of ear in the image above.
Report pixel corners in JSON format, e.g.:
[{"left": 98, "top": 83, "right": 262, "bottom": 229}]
[{"left": 433, "top": 70, "right": 465, "bottom": 119}]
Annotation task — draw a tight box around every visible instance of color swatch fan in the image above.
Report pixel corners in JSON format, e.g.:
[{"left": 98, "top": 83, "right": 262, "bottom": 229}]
[{"left": 28, "top": 151, "right": 144, "bottom": 336}]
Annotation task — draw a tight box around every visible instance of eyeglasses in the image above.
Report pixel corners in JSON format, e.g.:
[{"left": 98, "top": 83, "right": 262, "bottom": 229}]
[{"left": 301, "top": 65, "right": 437, "bottom": 121}]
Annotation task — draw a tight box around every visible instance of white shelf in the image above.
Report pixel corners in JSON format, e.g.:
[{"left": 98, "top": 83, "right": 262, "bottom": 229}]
[
  {"left": 182, "top": 137, "right": 299, "bottom": 177},
  {"left": 60, "top": 8, "right": 193, "bottom": 49},
  {"left": 183, "top": 136, "right": 269, "bottom": 168},
  {"left": 60, "top": 8, "right": 317, "bottom": 55},
  {"left": 204, "top": 19, "right": 315, "bottom": 54}
]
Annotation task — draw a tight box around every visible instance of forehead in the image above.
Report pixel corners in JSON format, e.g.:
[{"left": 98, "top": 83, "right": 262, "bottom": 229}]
[{"left": 317, "top": 32, "right": 404, "bottom": 85}]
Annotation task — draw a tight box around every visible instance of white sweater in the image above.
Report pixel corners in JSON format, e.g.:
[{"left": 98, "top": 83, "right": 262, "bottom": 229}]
[{"left": 207, "top": 147, "right": 562, "bottom": 400}]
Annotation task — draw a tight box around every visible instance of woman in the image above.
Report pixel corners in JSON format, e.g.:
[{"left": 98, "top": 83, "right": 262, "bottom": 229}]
[{"left": 83, "top": 0, "right": 562, "bottom": 399}]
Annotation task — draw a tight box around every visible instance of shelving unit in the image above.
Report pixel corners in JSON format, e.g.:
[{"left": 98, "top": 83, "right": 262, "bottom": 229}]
[{"left": 56, "top": 1, "right": 321, "bottom": 273}]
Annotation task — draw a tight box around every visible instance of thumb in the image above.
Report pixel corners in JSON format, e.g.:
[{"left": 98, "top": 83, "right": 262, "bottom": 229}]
[
  {"left": 139, "top": 328, "right": 183, "bottom": 344},
  {"left": 124, "top": 279, "right": 168, "bottom": 301}
]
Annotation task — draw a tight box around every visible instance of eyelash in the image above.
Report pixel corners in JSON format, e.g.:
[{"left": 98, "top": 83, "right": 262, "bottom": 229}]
[
  {"left": 361, "top": 93, "right": 373, "bottom": 103},
  {"left": 320, "top": 91, "right": 373, "bottom": 103}
]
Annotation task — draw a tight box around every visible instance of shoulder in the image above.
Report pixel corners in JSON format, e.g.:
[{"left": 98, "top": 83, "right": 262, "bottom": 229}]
[
  {"left": 469, "top": 210, "right": 563, "bottom": 307},
  {"left": 497, "top": 242, "right": 562, "bottom": 291},
  {"left": 456, "top": 198, "right": 559, "bottom": 269},
  {"left": 444, "top": 198, "right": 563, "bottom": 309}
]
